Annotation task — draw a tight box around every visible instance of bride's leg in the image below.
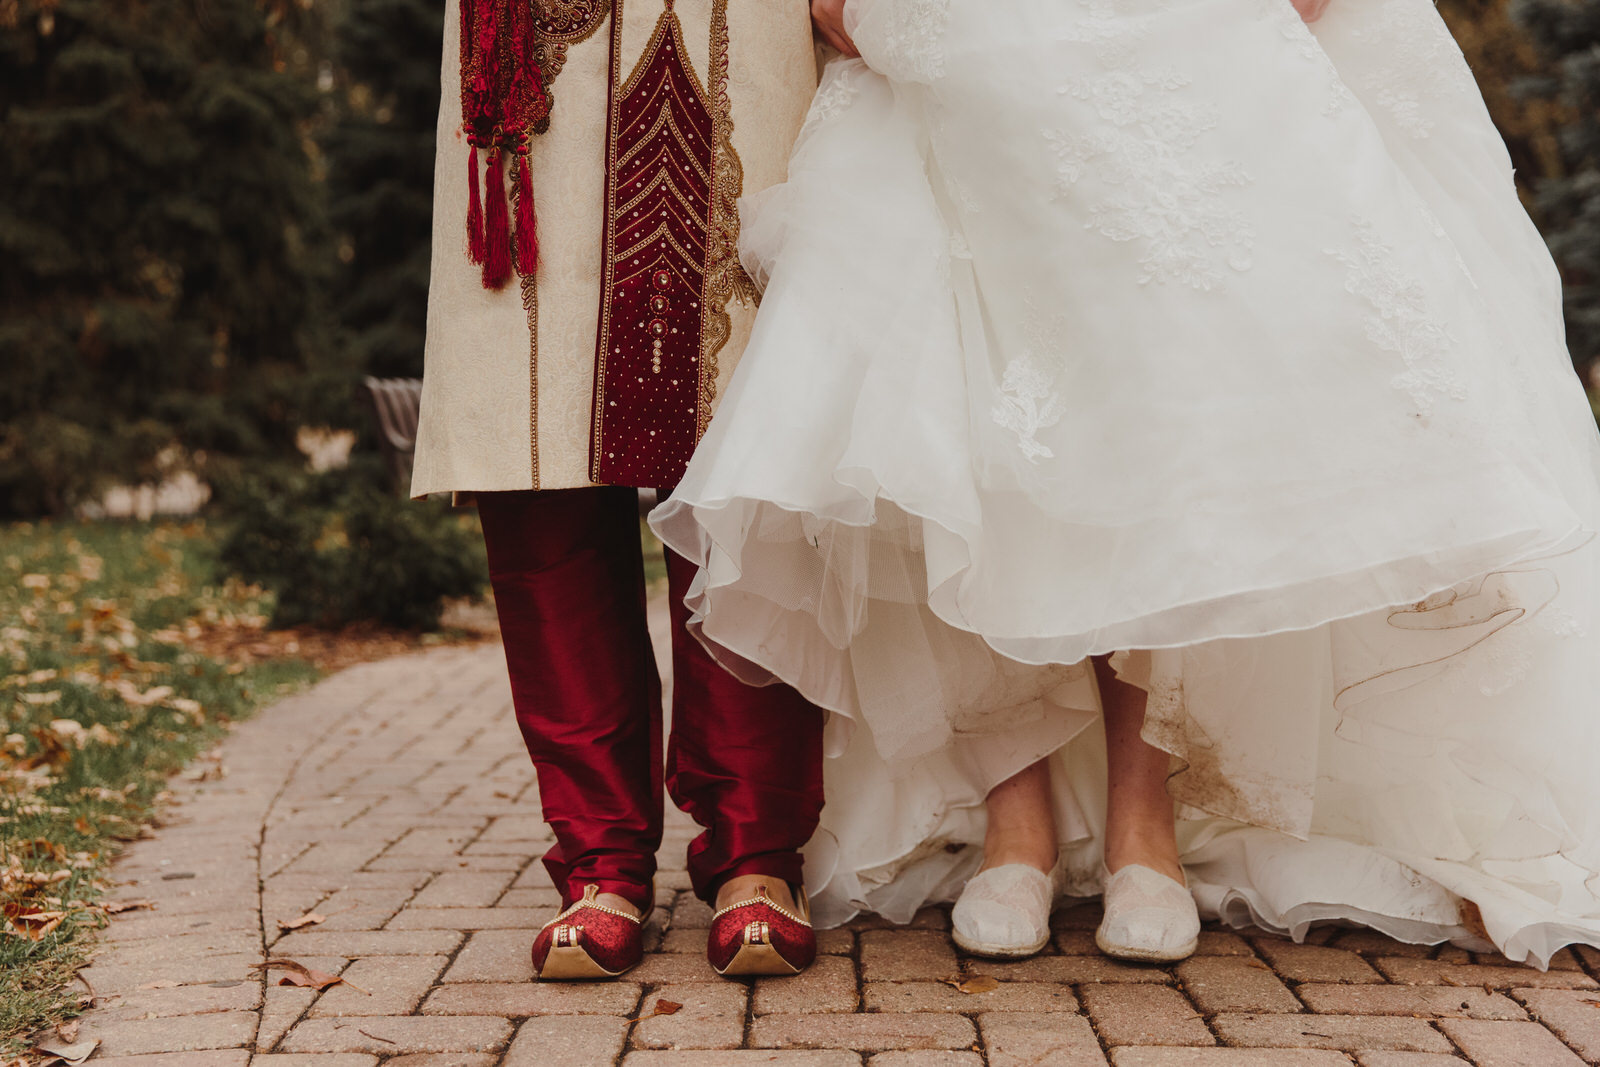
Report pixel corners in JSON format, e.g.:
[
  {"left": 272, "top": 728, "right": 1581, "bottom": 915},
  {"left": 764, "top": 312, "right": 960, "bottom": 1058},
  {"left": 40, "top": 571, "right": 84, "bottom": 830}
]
[
  {"left": 952, "top": 761, "right": 1059, "bottom": 957},
  {"left": 980, "top": 759, "right": 1059, "bottom": 874},
  {"left": 1095, "top": 655, "right": 1183, "bottom": 881},
  {"left": 1093, "top": 655, "right": 1199, "bottom": 961}
]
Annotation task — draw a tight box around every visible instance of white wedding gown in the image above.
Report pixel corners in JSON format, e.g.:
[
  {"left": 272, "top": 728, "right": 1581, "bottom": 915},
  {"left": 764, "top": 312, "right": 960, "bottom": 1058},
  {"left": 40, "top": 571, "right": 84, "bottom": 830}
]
[{"left": 649, "top": 0, "right": 1600, "bottom": 967}]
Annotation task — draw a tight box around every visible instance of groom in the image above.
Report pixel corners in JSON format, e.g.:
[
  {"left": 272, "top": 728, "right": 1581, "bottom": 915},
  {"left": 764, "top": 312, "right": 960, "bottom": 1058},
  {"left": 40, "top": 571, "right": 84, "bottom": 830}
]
[{"left": 412, "top": 0, "right": 841, "bottom": 979}]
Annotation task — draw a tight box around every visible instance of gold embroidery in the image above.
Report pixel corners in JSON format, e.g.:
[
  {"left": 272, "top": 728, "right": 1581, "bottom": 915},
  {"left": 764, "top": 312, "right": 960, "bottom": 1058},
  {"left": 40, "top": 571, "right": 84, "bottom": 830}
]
[
  {"left": 533, "top": 0, "right": 611, "bottom": 103},
  {"left": 516, "top": 182, "right": 540, "bottom": 490},
  {"left": 535, "top": 0, "right": 610, "bottom": 40},
  {"left": 698, "top": 0, "right": 755, "bottom": 436}
]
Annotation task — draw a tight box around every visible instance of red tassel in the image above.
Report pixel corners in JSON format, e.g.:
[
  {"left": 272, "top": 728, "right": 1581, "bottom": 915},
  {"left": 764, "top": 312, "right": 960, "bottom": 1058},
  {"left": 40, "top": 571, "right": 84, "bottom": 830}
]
[
  {"left": 482, "top": 150, "right": 512, "bottom": 290},
  {"left": 466, "top": 146, "right": 486, "bottom": 265},
  {"left": 514, "top": 154, "right": 538, "bottom": 277}
]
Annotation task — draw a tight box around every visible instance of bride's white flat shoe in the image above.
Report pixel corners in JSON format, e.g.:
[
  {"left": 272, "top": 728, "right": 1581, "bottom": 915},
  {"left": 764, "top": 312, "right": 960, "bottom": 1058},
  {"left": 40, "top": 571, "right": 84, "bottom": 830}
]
[
  {"left": 1096, "top": 863, "right": 1200, "bottom": 962},
  {"left": 952, "top": 863, "right": 1053, "bottom": 958}
]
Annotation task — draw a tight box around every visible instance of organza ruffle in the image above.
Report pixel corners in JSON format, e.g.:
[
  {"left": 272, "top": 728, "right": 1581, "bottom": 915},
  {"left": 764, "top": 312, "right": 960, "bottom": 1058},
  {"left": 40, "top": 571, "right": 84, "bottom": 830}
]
[{"left": 652, "top": 0, "right": 1600, "bottom": 966}]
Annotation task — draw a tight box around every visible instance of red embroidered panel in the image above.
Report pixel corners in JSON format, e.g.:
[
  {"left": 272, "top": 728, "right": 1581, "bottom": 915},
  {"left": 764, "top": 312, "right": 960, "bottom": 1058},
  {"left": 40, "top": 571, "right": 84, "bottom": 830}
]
[{"left": 591, "top": 7, "right": 715, "bottom": 488}]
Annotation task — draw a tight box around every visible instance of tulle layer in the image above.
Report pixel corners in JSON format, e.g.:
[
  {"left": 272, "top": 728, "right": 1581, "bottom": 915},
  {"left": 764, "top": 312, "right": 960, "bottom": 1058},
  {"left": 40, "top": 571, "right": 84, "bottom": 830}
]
[{"left": 652, "top": 0, "right": 1600, "bottom": 966}]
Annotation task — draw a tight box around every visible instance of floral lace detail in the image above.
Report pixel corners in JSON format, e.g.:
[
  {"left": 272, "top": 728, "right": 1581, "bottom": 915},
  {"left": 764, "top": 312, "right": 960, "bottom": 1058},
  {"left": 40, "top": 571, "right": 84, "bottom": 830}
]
[
  {"left": 1414, "top": 202, "right": 1478, "bottom": 287},
  {"left": 1048, "top": 0, "right": 1255, "bottom": 290},
  {"left": 861, "top": 0, "right": 951, "bottom": 84},
  {"left": 1063, "top": 0, "right": 1156, "bottom": 66},
  {"left": 1325, "top": 217, "right": 1466, "bottom": 418},
  {"left": 941, "top": 167, "right": 984, "bottom": 216},
  {"left": 802, "top": 65, "right": 863, "bottom": 138},
  {"left": 992, "top": 352, "right": 1066, "bottom": 462},
  {"left": 1359, "top": 0, "right": 1478, "bottom": 138},
  {"left": 1048, "top": 74, "right": 1255, "bottom": 289},
  {"left": 1255, "top": 0, "right": 1352, "bottom": 115}
]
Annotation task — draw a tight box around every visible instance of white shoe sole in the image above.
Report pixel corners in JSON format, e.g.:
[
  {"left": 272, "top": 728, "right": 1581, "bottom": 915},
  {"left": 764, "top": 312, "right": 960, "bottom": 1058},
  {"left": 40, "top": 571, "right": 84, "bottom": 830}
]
[
  {"left": 1094, "top": 928, "right": 1199, "bottom": 963},
  {"left": 952, "top": 927, "right": 1051, "bottom": 959}
]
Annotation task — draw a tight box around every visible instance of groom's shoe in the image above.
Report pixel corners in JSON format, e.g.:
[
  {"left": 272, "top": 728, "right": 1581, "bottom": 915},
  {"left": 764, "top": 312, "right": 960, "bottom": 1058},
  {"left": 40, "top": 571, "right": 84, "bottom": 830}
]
[
  {"left": 707, "top": 883, "right": 816, "bottom": 977},
  {"left": 532, "top": 884, "right": 650, "bottom": 979}
]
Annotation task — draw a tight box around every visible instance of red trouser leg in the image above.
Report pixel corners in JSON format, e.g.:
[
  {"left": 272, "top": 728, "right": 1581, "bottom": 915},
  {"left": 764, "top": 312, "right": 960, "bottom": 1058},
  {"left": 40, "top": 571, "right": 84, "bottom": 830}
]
[
  {"left": 664, "top": 550, "right": 825, "bottom": 903},
  {"left": 477, "top": 487, "right": 661, "bottom": 914}
]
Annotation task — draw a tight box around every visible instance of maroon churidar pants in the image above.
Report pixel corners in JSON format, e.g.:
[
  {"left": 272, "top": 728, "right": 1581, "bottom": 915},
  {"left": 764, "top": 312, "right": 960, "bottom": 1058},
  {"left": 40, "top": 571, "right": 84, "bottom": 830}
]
[{"left": 477, "top": 487, "right": 824, "bottom": 913}]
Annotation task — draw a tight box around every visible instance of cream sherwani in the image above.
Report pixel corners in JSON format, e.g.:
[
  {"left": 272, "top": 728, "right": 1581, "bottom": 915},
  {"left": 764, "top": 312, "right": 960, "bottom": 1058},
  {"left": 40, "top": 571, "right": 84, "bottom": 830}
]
[{"left": 412, "top": 0, "right": 817, "bottom": 495}]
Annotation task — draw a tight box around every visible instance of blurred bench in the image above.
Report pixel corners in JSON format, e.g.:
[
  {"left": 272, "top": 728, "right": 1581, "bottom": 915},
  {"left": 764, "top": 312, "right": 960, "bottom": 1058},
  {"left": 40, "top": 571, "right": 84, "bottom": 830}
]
[
  {"left": 361, "top": 374, "right": 662, "bottom": 514},
  {"left": 362, "top": 376, "right": 423, "bottom": 494}
]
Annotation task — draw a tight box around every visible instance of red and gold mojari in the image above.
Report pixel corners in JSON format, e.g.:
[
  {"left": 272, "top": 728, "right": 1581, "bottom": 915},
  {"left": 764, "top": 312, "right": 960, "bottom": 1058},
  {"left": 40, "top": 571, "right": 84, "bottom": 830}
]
[{"left": 478, "top": 488, "right": 823, "bottom": 979}]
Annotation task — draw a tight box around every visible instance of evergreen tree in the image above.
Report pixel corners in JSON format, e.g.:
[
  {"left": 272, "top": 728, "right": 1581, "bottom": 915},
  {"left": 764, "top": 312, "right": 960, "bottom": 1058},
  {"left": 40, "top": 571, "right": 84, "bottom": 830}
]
[
  {"left": 0, "top": 0, "right": 332, "bottom": 516},
  {"left": 1514, "top": 0, "right": 1600, "bottom": 373},
  {"left": 324, "top": 0, "right": 444, "bottom": 381}
]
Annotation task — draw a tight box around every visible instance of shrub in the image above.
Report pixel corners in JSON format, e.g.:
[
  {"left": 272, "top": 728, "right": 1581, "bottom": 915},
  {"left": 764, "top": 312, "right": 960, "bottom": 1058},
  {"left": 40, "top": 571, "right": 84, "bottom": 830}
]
[
  {"left": 216, "top": 463, "right": 487, "bottom": 630},
  {"left": 1513, "top": 0, "right": 1600, "bottom": 371}
]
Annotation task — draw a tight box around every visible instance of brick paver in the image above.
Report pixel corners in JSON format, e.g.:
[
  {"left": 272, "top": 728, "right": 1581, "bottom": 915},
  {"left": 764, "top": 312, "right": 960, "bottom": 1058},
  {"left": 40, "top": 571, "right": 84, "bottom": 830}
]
[{"left": 65, "top": 598, "right": 1600, "bottom": 1065}]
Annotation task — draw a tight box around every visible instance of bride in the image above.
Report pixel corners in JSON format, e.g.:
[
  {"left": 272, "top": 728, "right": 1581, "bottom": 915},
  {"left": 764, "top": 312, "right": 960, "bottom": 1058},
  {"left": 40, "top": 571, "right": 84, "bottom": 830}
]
[{"left": 652, "top": 0, "right": 1600, "bottom": 966}]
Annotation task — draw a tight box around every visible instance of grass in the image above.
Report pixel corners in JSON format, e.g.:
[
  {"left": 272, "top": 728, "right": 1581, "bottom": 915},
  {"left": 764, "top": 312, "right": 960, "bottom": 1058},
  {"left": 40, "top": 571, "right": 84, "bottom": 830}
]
[{"left": 0, "top": 518, "right": 320, "bottom": 1057}]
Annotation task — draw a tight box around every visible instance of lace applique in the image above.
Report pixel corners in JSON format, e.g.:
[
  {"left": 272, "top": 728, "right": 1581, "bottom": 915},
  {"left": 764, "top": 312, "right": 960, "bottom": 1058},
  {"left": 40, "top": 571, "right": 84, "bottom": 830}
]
[
  {"left": 1325, "top": 217, "right": 1466, "bottom": 418},
  {"left": 992, "top": 352, "right": 1066, "bottom": 462},
  {"left": 1048, "top": 74, "right": 1256, "bottom": 289},
  {"left": 802, "top": 66, "right": 862, "bottom": 138},
  {"left": 1359, "top": 0, "right": 1478, "bottom": 138},
  {"left": 1063, "top": 0, "right": 1156, "bottom": 67},
  {"left": 863, "top": 0, "right": 951, "bottom": 84},
  {"left": 938, "top": 163, "right": 984, "bottom": 216},
  {"left": 1414, "top": 202, "right": 1478, "bottom": 287},
  {"left": 1256, "top": 0, "right": 1353, "bottom": 115},
  {"left": 1049, "top": 0, "right": 1255, "bottom": 290}
]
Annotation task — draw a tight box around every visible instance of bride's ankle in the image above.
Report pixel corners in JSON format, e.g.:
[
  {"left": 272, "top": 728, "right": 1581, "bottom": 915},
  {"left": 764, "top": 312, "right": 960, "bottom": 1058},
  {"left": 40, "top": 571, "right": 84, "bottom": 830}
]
[
  {"left": 979, "top": 834, "right": 1058, "bottom": 876},
  {"left": 1103, "top": 829, "right": 1183, "bottom": 883}
]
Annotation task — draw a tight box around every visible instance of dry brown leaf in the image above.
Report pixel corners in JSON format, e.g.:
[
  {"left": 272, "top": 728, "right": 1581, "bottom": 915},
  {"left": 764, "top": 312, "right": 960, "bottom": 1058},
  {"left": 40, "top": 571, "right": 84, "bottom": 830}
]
[
  {"left": 3, "top": 902, "right": 66, "bottom": 940},
  {"left": 253, "top": 958, "right": 367, "bottom": 994},
  {"left": 647, "top": 999, "right": 683, "bottom": 1018},
  {"left": 29, "top": 1036, "right": 98, "bottom": 1066},
  {"left": 104, "top": 898, "right": 156, "bottom": 914},
  {"left": 955, "top": 975, "right": 1001, "bottom": 994},
  {"left": 55, "top": 1021, "right": 79, "bottom": 1043},
  {"left": 1581, "top": 999, "right": 1600, "bottom": 1009},
  {"left": 276, "top": 911, "right": 325, "bottom": 931}
]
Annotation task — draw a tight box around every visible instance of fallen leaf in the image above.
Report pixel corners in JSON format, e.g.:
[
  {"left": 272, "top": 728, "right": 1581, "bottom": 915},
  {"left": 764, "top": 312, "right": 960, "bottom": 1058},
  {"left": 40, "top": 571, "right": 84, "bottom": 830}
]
[
  {"left": 104, "top": 899, "right": 156, "bottom": 914},
  {"left": 29, "top": 1036, "right": 98, "bottom": 1066},
  {"left": 3, "top": 902, "right": 66, "bottom": 940},
  {"left": 939, "top": 974, "right": 1001, "bottom": 994},
  {"left": 276, "top": 911, "right": 325, "bottom": 931},
  {"left": 21, "top": 692, "right": 62, "bottom": 705},
  {"left": 1582, "top": 999, "right": 1600, "bottom": 1009},
  {"left": 55, "top": 1021, "right": 79, "bottom": 1042},
  {"left": 646, "top": 999, "right": 683, "bottom": 1018},
  {"left": 253, "top": 958, "right": 367, "bottom": 994}
]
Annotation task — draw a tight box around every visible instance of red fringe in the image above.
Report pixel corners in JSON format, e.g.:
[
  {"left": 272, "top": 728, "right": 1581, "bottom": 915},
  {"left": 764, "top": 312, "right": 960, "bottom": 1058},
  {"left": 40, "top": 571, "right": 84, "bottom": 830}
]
[
  {"left": 482, "top": 151, "right": 513, "bottom": 290},
  {"left": 514, "top": 154, "right": 538, "bottom": 277},
  {"left": 466, "top": 146, "right": 485, "bottom": 265}
]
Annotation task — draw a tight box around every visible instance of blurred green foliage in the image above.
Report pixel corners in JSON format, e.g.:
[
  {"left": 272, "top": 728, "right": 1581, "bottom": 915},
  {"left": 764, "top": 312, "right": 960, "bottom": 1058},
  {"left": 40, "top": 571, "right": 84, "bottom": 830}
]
[
  {"left": 1511, "top": 0, "right": 1600, "bottom": 370},
  {"left": 0, "top": 0, "right": 339, "bottom": 517}
]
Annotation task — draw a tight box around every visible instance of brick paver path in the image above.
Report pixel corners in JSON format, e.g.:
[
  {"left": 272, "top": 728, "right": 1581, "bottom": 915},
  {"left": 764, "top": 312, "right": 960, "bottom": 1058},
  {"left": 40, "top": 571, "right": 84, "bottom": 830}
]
[{"left": 74, "top": 595, "right": 1600, "bottom": 1066}]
